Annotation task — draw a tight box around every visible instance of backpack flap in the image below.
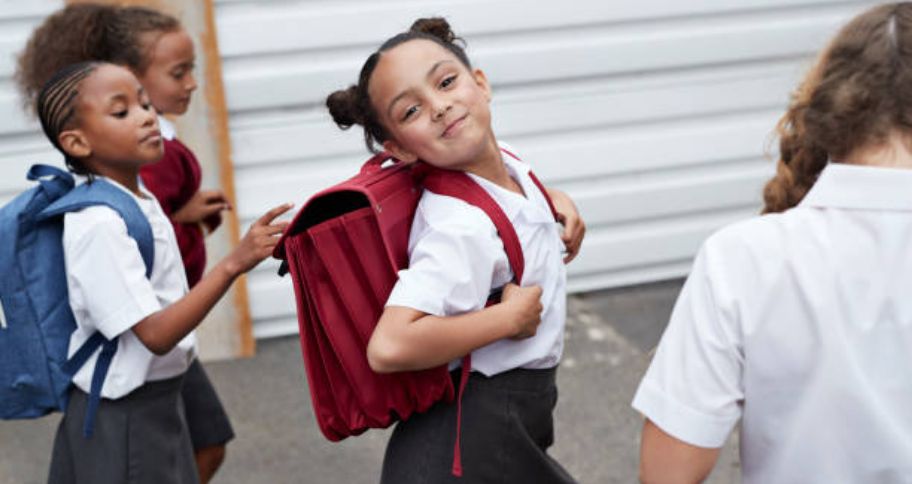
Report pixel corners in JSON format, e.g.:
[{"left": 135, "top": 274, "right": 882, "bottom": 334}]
[{"left": 274, "top": 152, "right": 419, "bottom": 276}]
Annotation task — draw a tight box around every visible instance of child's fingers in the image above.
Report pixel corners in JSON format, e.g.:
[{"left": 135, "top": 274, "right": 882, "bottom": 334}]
[
  {"left": 201, "top": 189, "right": 228, "bottom": 203},
  {"left": 200, "top": 203, "right": 227, "bottom": 218},
  {"left": 260, "top": 221, "right": 290, "bottom": 236},
  {"left": 255, "top": 203, "right": 294, "bottom": 226}
]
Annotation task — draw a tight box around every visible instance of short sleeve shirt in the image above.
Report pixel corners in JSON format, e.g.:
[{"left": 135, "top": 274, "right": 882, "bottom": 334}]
[
  {"left": 64, "top": 177, "right": 196, "bottom": 399},
  {"left": 386, "top": 143, "right": 567, "bottom": 376},
  {"left": 632, "top": 163, "right": 912, "bottom": 483}
]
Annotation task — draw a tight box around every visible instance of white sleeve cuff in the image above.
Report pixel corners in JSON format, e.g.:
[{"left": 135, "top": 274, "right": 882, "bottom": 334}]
[
  {"left": 94, "top": 294, "right": 160, "bottom": 340},
  {"left": 632, "top": 380, "right": 739, "bottom": 448}
]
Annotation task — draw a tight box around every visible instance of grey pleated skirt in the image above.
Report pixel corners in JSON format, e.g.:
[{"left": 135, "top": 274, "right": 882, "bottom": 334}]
[
  {"left": 48, "top": 374, "right": 198, "bottom": 484},
  {"left": 380, "top": 366, "right": 576, "bottom": 484}
]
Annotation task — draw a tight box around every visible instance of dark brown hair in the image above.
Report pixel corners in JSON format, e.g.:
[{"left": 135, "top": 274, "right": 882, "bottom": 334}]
[
  {"left": 763, "top": 3, "right": 912, "bottom": 213},
  {"left": 326, "top": 17, "right": 472, "bottom": 153},
  {"left": 15, "top": 3, "right": 180, "bottom": 113}
]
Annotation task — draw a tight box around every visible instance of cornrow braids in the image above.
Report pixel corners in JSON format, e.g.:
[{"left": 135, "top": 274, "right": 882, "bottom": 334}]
[
  {"left": 763, "top": 2, "right": 912, "bottom": 213},
  {"left": 37, "top": 61, "right": 103, "bottom": 176},
  {"left": 326, "top": 17, "right": 471, "bottom": 153}
]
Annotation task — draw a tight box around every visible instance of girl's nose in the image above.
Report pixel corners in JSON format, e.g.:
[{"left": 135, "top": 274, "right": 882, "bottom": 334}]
[
  {"left": 141, "top": 105, "right": 157, "bottom": 126},
  {"left": 186, "top": 72, "right": 198, "bottom": 92},
  {"left": 433, "top": 103, "right": 450, "bottom": 121}
]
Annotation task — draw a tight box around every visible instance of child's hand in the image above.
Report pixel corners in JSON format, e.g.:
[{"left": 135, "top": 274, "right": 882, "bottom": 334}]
[
  {"left": 501, "top": 283, "right": 543, "bottom": 340},
  {"left": 173, "top": 189, "right": 232, "bottom": 225},
  {"left": 546, "top": 188, "right": 585, "bottom": 263},
  {"left": 224, "top": 203, "right": 293, "bottom": 276}
]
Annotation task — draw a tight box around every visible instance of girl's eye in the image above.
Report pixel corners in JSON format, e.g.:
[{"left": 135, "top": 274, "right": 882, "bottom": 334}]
[
  {"left": 402, "top": 105, "right": 419, "bottom": 121},
  {"left": 112, "top": 110, "right": 128, "bottom": 119},
  {"left": 440, "top": 75, "right": 457, "bottom": 89},
  {"left": 141, "top": 101, "right": 153, "bottom": 111}
]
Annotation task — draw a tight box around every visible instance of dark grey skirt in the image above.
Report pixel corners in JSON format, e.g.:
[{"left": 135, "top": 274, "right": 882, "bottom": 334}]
[
  {"left": 181, "top": 359, "right": 234, "bottom": 450},
  {"left": 48, "top": 375, "right": 198, "bottom": 484},
  {"left": 380, "top": 367, "right": 576, "bottom": 484}
]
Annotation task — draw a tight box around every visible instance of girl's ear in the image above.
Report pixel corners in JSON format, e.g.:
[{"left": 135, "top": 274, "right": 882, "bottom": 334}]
[
  {"left": 382, "top": 139, "right": 418, "bottom": 163},
  {"left": 472, "top": 68, "right": 492, "bottom": 102},
  {"left": 58, "top": 129, "right": 92, "bottom": 160}
]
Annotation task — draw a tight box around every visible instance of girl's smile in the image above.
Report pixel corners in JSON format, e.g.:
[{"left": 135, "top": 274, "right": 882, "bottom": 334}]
[{"left": 441, "top": 114, "right": 468, "bottom": 139}]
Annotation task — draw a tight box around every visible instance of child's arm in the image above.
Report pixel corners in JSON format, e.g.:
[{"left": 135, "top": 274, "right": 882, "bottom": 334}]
[
  {"left": 639, "top": 419, "right": 721, "bottom": 484},
  {"left": 545, "top": 187, "right": 585, "bottom": 263},
  {"left": 367, "top": 283, "right": 543, "bottom": 373},
  {"left": 131, "top": 203, "right": 291, "bottom": 355}
]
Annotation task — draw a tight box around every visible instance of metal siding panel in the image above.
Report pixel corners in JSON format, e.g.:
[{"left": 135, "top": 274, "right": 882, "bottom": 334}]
[
  {"left": 214, "top": 0, "right": 875, "bottom": 338},
  {"left": 0, "top": 2, "right": 67, "bottom": 205}
]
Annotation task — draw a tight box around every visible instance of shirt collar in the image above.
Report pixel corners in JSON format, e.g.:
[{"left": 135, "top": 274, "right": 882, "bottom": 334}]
[
  {"left": 800, "top": 162, "right": 912, "bottom": 211},
  {"left": 157, "top": 115, "right": 176, "bottom": 141},
  {"left": 466, "top": 146, "right": 553, "bottom": 223}
]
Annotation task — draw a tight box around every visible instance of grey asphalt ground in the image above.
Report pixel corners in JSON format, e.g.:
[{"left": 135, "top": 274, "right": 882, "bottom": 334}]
[{"left": 0, "top": 280, "right": 741, "bottom": 483}]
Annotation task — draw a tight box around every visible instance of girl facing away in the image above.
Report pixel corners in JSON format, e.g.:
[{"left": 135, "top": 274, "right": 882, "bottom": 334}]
[
  {"left": 34, "top": 61, "right": 290, "bottom": 484},
  {"left": 16, "top": 5, "right": 235, "bottom": 482},
  {"left": 634, "top": 3, "right": 912, "bottom": 483},
  {"left": 327, "top": 18, "right": 581, "bottom": 484}
]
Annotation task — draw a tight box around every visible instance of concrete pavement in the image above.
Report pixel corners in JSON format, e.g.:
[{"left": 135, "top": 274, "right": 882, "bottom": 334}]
[{"left": 0, "top": 280, "right": 740, "bottom": 483}]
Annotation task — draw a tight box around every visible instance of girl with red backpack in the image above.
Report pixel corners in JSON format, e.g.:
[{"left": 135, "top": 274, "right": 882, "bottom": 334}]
[{"left": 327, "top": 17, "right": 581, "bottom": 484}]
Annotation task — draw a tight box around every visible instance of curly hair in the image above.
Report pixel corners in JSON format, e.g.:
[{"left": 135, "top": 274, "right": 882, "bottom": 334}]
[
  {"left": 762, "top": 2, "right": 912, "bottom": 213},
  {"left": 325, "top": 17, "right": 472, "bottom": 153},
  {"left": 15, "top": 3, "right": 179, "bottom": 114}
]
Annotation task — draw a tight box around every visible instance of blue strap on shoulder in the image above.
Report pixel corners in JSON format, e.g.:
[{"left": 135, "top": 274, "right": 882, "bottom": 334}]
[
  {"left": 27, "top": 165, "right": 74, "bottom": 201},
  {"left": 37, "top": 174, "right": 155, "bottom": 438}
]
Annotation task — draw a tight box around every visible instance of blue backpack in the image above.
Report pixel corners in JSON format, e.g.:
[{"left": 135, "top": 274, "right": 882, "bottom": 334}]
[{"left": 0, "top": 164, "right": 153, "bottom": 437}]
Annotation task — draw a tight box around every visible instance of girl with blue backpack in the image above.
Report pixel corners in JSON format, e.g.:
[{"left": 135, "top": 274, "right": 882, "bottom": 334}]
[
  {"left": 33, "top": 61, "right": 289, "bottom": 484},
  {"left": 16, "top": 5, "right": 236, "bottom": 482},
  {"left": 327, "top": 17, "right": 582, "bottom": 483}
]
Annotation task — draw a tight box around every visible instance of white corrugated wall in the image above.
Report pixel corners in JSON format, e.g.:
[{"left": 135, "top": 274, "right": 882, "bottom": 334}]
[
  {"left": 0, "top": 1, "right": 878, "bottom": 341},
  {"left": 0, "top": 1, "right": 67, "bottom": 206},
  {"left": 215, "top": 0, "right": 876, "bottom": 339}
]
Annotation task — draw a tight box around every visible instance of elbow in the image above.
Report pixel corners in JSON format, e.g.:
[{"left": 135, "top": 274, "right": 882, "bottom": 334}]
[
  {"left": 132, "top": 320, "right": 174, "bottom": 356},
  {"left": 366, "top": 338, "right": 408, "bottom": 374},
  {"left": 140, "top": 336, "right": 174, "bottom": 356}
]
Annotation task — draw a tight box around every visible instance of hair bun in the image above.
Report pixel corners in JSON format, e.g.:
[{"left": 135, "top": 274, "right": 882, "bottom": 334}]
[
  {"left": 326, "top": 85, "right": 362, "bottom": 129},
  {"left": 409, "top": 17, "right": 456, "bottom": 44}
]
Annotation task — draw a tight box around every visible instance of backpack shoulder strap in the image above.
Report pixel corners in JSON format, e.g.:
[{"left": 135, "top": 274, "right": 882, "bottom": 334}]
[
  {"left": 498, "top": 147, "right": 559, "bottom": 222},
  {"left": 37, "top": 177, "right": 153, "bottom": 438},
  {"left": 420, "top": 168, "right": 525, "bottom": 284},
  {"left": 39, "top": 178, "right": 154, "bottom": 278},
  {"left": 26, "top": 164, "right": 75, "bottom": 201}
]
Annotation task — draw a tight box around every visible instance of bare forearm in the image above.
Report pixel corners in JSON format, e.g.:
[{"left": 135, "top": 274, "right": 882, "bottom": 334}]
[
  {"left": 132, "top": 259, "right": 240, "bottom": 355},
  {"left": 368, "top": 304, "right": 517, "bottom": 373}
]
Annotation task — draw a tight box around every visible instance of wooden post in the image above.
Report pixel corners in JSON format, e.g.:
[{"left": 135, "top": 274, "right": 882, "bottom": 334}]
[{"left": 67, "top": 0, "right": 254, "bottom": 360}]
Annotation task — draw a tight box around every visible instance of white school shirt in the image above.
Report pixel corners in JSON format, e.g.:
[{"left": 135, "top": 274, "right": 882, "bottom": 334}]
[
  {"left": 158, "top": 115, "right": 176, "bottom": 141},
  {"left": 632, "top": 163, "right": 912, "bottom": 483},
  {"left": 386, "top": 143, "right": 567, "bottom": 376},
  {"left": 63, "top": 176, "right": 196, "bottom": 399}
]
